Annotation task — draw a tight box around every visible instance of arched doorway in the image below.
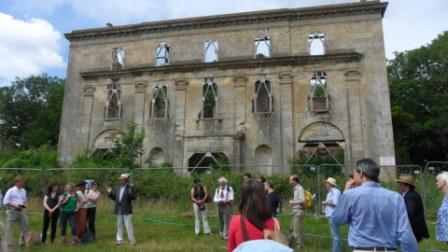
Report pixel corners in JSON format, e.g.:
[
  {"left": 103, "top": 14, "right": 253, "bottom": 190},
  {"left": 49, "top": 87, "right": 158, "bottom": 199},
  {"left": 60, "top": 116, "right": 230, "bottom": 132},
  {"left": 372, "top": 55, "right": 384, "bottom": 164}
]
[{"left": 148, "top": 147, "right": 166, "bottom": 167}]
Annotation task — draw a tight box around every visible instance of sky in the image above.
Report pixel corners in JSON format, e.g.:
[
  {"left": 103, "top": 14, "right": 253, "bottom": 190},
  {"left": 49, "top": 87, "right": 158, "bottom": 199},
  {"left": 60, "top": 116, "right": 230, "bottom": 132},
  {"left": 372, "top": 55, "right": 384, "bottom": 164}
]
[{"left": 0, "top": 0, "right": 446, "bottom": 86}]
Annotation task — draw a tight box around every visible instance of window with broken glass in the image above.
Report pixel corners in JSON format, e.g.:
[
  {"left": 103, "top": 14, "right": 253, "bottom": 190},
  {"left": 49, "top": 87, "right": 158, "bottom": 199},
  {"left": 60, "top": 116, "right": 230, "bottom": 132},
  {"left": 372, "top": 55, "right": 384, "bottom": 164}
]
[
  {"left": 155, "top": 42, "right": 170, "bottom": 66},
  {"left": 151, "top": 85, "right": 168, "bottom": 118},
  {"left": 309, "top": 71, "right": 329, "bottom": 112},
  {"left": 204, "top": 40, "right": 219, "bottom": 63},
  {"left": 112, "top": 48, "right": 125, "bottom": 71},
  {"left": 202, "top": 78, "right": 218, "bottom": 118},
  {"left": 308, "top": 33, "right": 326, "bottom": 56},
  {"left": 105, "top": 80, "right": 122, "bottom": 119},
  {"left": 254, "top": 36, "right": 271, "bottom": 58},
  {"left": 253, "top": 80, "right": 273, "bottom": 114}
]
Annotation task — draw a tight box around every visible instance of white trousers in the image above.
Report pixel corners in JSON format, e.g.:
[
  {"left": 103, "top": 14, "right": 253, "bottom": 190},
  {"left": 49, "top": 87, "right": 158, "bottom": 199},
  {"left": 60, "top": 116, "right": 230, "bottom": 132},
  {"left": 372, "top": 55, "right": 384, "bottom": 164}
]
[
  {"left": 116, "top": 214, "right": 135, "bottom": 244},
  {"left": 192, "top": 203, "right": 211, "bottom": 235},
  {"left": 6, "top": 209, "right": 28, "bottom": 246}
]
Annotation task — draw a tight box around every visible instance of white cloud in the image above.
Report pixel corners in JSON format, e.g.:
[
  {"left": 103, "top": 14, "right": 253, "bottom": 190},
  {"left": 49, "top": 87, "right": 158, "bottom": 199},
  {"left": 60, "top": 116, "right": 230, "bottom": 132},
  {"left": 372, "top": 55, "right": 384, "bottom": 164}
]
[{"left": 0, "top": 12, "right": 64, "bottom": 83}]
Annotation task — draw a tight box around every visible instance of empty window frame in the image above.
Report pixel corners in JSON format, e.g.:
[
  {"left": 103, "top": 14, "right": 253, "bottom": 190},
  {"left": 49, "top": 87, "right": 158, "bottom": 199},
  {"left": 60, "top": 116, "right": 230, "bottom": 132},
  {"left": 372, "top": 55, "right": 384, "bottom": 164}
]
[
  {"left": 202, "top": 78, "right": 218, "bottom": 118},
  {"left": 105, "top": 80, "right": 122, "bottom": 119},
  {"left": 254, "top": 36, "right": 271, "bottom": 58},
  {"left": 204, "top": 40, "right": 219, "bottom": 63},
  {"left": 253, "top": 80, "right": 273, "bottom": 113},
  {"left": 309, "top": 71, "right": 329, "bottom": 112},
  {"left": 112, "top": 47, "right": 125, "bottom": 70},
  {"left": 155, "top": 42, "right": 170, "bottom": 66},
  {"left": 308, "top": 33, "right": 326, "bottom": 56},
  {"left": 151, "top": 85, "right": 168, "bottom": 118}
]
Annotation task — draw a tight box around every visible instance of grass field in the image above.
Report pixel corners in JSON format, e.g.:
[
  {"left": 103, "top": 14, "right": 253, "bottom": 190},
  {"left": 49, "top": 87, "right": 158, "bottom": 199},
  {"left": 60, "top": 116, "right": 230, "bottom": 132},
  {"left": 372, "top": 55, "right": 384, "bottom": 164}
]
[{"left": 1, "top": 198, "right": 447, "bottom": 252}]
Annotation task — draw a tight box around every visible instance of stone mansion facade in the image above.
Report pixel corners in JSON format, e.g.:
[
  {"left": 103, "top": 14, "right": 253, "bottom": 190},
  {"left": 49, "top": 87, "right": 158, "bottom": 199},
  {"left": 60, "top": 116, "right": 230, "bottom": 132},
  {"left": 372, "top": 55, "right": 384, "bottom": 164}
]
[{"left": 58, "top": 0, "right": 395, "bottom": 174}]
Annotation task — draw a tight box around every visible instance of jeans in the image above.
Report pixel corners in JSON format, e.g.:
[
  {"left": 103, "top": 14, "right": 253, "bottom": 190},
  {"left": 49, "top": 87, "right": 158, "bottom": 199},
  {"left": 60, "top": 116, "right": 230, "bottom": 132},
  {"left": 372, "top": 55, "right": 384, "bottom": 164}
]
[
  {"left": 42, "top": 210, "right": 59, "bottom": 243},
  {"left": 328, "top": 218, "right": 341, "bottom": 252},
  {"left": 193, "top": 203, "right": 211, "bottom": 235},
  {"left": 60, "top": 211, "right": 76, "bottom": 236},
  {"left": 6, "top": 209, "right": 28, "bottom": 246},
  {"left": 116, "top": 214, "right": 135, "bottom": 244},
  {"left": 86, "top": 207, "right": 97, "bottom": 239},
  {"left": 218, "top": 204, "right": 231, "bottom": 239}
]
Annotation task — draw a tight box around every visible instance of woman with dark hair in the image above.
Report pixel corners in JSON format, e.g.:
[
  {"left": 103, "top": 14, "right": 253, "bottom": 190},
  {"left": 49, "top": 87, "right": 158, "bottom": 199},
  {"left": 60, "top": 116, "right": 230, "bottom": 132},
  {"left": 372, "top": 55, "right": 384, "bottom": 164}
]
[
  {"left": 190, "top": 178, "right": 211, "bottom": 236},
  {"left": 227, "top": 180, "right": 276, "bottom": 252},
  {"left": 42, "top": 182, "right": 62, "bottom": 244}
]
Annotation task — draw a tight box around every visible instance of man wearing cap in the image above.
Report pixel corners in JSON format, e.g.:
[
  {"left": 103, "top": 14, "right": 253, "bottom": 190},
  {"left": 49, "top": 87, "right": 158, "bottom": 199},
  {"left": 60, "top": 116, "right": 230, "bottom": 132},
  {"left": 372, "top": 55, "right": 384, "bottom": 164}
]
[
  {"left": 396, "top": 174, "right": 429, "bottom": 242},
  {"left": 107, "top": 173, "right": 136, "bottom": 245},
  {"left": 332, "top": 159, "right": 418, "bottom": 252},
  {"left": 213, "top": 176, "right": 234, "bottom": 240},
  {"left": 3, "top": 176, "right": 28, "bottom": 247},
  {"left": 322, "top": 177, "right": 341, "bottom": 252}
]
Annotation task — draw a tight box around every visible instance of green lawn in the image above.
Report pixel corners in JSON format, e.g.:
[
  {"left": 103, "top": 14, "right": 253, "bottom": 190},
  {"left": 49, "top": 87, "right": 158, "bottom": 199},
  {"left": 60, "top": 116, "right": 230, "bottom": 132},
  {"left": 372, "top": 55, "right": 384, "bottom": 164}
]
[{"left": 3, "top": 199, "right": 448, "bottom": 252}]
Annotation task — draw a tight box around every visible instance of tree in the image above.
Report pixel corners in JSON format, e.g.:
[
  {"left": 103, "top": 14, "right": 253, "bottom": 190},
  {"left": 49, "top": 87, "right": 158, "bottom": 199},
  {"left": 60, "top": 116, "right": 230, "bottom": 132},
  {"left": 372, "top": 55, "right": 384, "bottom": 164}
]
[
  {"left": 0, "top": 74, "right": 65, "bottom": 149},
  {"left": 388, "top": 32, "right": 448, "bottom": 164}
]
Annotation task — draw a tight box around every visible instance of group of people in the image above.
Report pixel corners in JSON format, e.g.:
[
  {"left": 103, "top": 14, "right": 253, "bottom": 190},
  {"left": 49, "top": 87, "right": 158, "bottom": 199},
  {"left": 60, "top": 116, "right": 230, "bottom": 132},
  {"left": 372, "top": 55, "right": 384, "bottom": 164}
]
[
  {"left": 191, "top": 158, "right": 448, "bottom": 252},
  {"left": 1, "top": 159, "right": 448, "bottom": 251}
]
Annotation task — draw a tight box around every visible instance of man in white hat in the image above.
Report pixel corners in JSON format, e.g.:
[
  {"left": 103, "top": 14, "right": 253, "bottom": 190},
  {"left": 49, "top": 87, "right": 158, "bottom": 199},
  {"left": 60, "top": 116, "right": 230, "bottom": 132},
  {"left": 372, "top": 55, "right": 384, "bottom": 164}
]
[
  {"left": 213, "top": 176, "right": 234, "bottom": 240},
  {"left": 107, "top": 173, "right": 136, "bottom": 245},
  {"left": 322, "top": 177, "right": 341, "bottom": 252}
]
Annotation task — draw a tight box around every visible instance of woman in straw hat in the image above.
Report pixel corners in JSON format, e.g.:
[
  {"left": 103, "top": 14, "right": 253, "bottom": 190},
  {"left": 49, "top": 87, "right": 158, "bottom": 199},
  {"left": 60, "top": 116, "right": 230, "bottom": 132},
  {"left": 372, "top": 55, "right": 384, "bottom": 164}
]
[{"left": 395, "top": 174, "right": 429, "bottom": 242}]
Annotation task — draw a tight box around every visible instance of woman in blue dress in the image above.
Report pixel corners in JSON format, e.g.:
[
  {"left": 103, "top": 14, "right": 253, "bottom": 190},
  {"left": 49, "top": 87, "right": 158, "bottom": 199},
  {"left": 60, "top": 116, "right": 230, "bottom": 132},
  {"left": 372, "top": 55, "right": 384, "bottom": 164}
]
[{"left": 436, "top": 171, "right": 448, "bottom": 242}]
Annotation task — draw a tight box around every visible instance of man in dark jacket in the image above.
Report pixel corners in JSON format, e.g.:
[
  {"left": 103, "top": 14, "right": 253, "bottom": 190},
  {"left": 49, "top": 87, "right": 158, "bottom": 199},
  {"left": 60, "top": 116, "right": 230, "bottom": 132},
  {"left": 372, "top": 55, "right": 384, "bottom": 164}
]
[
  {"left": 396, "top": 174, "right": 429, "bottom": 242},
  {"left": 107, "top": 173, "right": 136, "bottom": 245}
]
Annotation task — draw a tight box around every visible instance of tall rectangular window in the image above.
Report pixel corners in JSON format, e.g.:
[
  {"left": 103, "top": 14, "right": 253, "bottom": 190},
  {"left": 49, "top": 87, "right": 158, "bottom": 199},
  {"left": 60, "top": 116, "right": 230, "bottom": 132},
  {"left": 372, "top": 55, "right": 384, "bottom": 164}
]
[
  {"left": 255, "top": 36, "right": 271, "bottom": 58},
  {"left": 202, "top": 78, "right": 218, "bottom": 118},
  {"left": 204, "top": 40, "right": 219, "bottom": 63},
  {"left": 112, "top": 48, "right": 125, "bottom": 70},
  {"left": 155, "top": 42, "right": 170, "bottom": 66}
]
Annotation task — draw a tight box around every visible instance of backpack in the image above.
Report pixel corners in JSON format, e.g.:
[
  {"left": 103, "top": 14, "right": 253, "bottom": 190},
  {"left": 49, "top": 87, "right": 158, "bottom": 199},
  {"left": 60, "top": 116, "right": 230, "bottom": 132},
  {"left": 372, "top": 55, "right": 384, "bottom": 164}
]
[
  {"left": 304, "top": 190, "right": 313, "bottom": 209},
  {"left": 80, "top": 227, "right": 94, "bottom": 244}
]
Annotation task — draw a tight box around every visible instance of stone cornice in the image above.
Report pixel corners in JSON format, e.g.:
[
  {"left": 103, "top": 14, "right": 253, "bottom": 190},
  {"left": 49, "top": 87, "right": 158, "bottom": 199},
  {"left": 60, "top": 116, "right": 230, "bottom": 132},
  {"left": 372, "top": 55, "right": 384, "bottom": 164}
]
[
  {"left": 66, "top": 1, "right": 387, "bottom": 42},
  {"left": 79, "top": 52, "right": 363, "bottom": 80}
]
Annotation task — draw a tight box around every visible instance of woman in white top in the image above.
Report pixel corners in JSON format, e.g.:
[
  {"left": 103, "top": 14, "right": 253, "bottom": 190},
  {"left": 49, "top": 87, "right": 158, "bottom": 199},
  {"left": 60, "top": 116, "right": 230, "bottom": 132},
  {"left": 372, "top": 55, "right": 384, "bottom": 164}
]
[{"left": 85, "top": 181, "right": 100, "bottom": 240}]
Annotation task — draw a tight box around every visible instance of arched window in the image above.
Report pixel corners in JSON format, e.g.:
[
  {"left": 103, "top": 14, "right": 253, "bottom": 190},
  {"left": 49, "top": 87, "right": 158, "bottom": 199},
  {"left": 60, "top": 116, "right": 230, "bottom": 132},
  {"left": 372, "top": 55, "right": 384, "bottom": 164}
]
[
  {"left": 253, "top": 80, "right": 273, "bottom": 113},
  {"left": 155, "top": 42, "right": 170, "bottom": 66},
  {"left": 202, "top": 78, "right": 218, "bottom": 118},
  {"left": 308, "top": 33, "right": 326, "bottom": 56},
  {"left": 151, "top": 85, "right": 168, "bottom": 118},
  {"left": 112, "top": 47, "right": 125, "bottom": 71},
  {"left": 309, "top": 71, "right": 329, "bottom": 112},
  {"left": 105, "top": 80, "right": 122, "bottom": 119},
  {"left": 204, "top": 40, "right": 219, "bottom": 63},
  {"left": 255, "top": 36, "right": 271, "bottom": 58}
]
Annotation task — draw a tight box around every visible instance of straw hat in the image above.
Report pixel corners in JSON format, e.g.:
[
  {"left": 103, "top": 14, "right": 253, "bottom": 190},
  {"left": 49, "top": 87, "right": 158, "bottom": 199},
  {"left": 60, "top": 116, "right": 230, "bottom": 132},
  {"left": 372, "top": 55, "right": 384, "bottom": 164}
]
[
  {"left": 324, "top": 177, "right": 337, "bottom": 187},
  {"left": 395, "top": 174, "right": 415, "bottom": 187},
  {"left": 218, "top": 176, "right": 228, "bottom": 183},
  {"left": 118, "top": 173, "right": 130, "bottom": 180}
]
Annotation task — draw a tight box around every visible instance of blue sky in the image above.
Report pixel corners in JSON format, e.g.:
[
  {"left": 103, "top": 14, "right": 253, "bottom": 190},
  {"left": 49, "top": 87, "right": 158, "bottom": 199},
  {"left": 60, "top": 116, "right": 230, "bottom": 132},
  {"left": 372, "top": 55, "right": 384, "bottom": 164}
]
[{"left": 0, "top": 0, "right": 447, "bottom": 86}]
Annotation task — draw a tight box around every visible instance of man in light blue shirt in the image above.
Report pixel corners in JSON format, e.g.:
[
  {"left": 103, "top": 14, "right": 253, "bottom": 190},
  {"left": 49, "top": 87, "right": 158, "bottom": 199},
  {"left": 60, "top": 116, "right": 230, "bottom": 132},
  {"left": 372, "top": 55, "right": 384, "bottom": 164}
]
[
  {"left": 322, "top": 177, "right": 341, "bottom": 252},
  {"left": 331, "top": 159, "right": 418, "bottom": 252}
]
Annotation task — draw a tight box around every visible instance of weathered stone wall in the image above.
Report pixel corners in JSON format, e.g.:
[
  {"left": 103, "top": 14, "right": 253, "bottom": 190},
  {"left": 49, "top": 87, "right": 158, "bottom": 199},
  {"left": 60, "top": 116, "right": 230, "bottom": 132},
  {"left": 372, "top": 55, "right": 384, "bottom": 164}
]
[{"left": 59, "top": 1, "right": 394, "bottom": 174}]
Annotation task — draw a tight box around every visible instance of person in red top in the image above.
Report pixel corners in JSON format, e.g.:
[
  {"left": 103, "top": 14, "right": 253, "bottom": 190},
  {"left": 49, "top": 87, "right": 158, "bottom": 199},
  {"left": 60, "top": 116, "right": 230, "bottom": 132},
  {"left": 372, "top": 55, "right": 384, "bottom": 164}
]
[{"left": 227, "top": 180, "right": 276, "bottom": 252}]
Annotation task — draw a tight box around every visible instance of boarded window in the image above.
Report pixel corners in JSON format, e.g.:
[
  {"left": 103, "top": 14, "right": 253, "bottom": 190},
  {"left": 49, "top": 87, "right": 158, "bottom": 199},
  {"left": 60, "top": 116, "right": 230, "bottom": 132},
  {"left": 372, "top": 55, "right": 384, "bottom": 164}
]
[
  {"left": 151, "top": 85, "right": 168, "bottom": 118},
  {"left": 204, "top": 40, "right": 219, "bottom": 63},
  {"left": 155, "top": 42, "right": 170, "bottom": 66},
  {"left": 254, "top": 80, "right": 273, "bottom": 113},
  {"left": 112, "top": 48, "right": 125, "bottom": 70},
  {"left": 255, "top": 36, "right": 271, "bottom": 58},
  {"left": 105, "top": 80, "right": 122, "bottom": 119},
  {"left": 309, "top": 71, "right": 329, "bottom": 112},
  {"left": 308, "top": 33, "right": 326, "bottom": 56},
  {"left": 202, "top": 78, "right": 218, "bottom": 118}
]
